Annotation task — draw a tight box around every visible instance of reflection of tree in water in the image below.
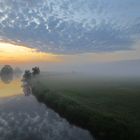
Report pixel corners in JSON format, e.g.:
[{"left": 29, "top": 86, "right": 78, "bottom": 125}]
[
  {"left": 22, "top": 80, "right": 32, "bottom": 96},
  {"left": 0, "top": 73, "right": 13, "bottom": 84},
  {"left": 0, "top": 65, "right": 14, "bottom": 84}
]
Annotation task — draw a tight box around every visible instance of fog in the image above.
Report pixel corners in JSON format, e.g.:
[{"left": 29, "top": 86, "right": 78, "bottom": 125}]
[
  {"left": 0, "top": 59, "right": 140, "bottom": 78},
  {"left": 36, "top": 59, "right": 140, "bottom": 78}
]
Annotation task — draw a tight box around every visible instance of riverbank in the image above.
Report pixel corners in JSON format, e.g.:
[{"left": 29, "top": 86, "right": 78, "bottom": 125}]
[{"left": 31, "top": 73, "right": 140, "bottom": 140}]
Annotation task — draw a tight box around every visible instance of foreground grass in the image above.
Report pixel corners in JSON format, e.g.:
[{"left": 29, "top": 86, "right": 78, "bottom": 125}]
[{"left": 31, "top": 73, "right": 140, "bottom": 140}]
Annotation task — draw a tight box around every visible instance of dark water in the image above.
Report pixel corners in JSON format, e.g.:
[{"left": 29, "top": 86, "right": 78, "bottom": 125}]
[{"left": 0, "top": 76, "right": 93, "bottom": 140}]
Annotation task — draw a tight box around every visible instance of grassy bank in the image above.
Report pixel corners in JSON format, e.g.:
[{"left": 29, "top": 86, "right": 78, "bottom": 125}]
[{"left": 31, "top": 73, "right": 140, "bottom": 140}]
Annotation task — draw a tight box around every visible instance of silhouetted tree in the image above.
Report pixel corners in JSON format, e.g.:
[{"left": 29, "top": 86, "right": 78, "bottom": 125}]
[
  {"left": 32, "top": 67, "right": 40, "bottom": 76},
  {"left": 0, "top": 65, "right": 13, "bottom": 75},
  {"left": 23, "top": 70, "right": 32, "bottom": 81}
]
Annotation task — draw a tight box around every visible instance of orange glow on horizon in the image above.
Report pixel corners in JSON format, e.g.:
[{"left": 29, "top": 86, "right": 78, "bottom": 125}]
[{"left": 0, "top": 42, "right": 61, "bottom": 64}]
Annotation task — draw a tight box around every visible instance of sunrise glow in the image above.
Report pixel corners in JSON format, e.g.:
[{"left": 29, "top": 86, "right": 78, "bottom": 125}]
[{"left": 0, "top": 42, "right": 61, "bottom": 64}]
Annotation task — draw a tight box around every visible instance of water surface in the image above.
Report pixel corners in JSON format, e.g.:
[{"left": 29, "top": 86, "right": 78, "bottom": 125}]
[{"left": 0, "top": 77, "right": 93, "bottom": 140}]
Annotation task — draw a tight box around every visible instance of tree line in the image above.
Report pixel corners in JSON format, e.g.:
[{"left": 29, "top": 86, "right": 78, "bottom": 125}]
[
  {"left": 23, "top": 66, "right": 40, "bottom": 81},
  {"left": 0, "top": 65, "right": 40, "bottom": 81}
]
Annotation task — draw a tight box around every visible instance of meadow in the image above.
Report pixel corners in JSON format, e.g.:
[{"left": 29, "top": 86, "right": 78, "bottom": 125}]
[{"left": 31, "top": 72, "right": 140, "bottom": 140}]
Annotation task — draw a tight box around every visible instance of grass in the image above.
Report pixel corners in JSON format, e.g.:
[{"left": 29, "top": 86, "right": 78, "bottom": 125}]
[{"left": 31, "top": 72, "right": 140, "bottom": 140}]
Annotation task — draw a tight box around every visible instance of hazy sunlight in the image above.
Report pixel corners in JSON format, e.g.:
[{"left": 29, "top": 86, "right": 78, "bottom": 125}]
[{"left": 0, "top": 42, "right": 61, "bottom": 64}]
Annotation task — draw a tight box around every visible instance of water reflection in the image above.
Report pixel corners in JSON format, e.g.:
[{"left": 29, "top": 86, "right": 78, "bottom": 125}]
[
  {"left": 0, "top": 76, "right": 22, "bottom": 98},
  {"left": 22, "top": 80, "right": 32, "bottom": 96},
  {"left": 0, "top": 95, "right": 93, "bottom": 140},
  {"left": 0, "top": 76, "right": 94, "bottom": 140},
  {"left": 0, "top": 73, "right": 13, "bottom": 84}
]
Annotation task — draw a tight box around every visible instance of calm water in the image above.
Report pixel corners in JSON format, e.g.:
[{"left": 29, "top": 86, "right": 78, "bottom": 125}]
[{"left": 0, "top": 76, "right": 93, "bottom": 140}]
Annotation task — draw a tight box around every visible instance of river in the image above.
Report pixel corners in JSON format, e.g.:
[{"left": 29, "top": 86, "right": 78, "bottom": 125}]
[{"left": 0, "top": 76, "right": 93, "bottom": 140}]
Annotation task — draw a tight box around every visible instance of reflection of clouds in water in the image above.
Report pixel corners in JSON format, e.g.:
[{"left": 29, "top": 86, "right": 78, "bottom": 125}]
[{"left": 0, "top": 96, "right": 93, "bottom": 140}]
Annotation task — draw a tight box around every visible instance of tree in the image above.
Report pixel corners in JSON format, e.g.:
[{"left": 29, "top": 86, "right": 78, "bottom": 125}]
[
  {"left": 32, "top": 66, "right": 40, "bottom": 76},
  {"left": 0, "top": 65, "right": 13, "bottom": 75},
  {"left": 23, "top": 70, "right": 32, "bottom": 81}
]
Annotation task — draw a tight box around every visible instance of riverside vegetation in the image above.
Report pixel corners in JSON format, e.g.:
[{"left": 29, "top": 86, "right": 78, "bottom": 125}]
[{"left": 30, "top": 72, "right": 140, "bottom": 140}]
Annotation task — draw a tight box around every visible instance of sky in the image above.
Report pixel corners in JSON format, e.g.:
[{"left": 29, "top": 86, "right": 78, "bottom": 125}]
[{"left": 0, "top": 0, "right": 140, "bottom": 75}]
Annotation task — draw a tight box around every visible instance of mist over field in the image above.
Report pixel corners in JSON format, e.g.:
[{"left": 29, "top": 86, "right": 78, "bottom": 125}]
[{"left": 20, "top": 59, "right": 140, "bottom": 78}]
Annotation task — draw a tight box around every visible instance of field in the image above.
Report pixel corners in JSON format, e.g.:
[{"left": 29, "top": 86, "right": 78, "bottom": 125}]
[{"left": 31, "top": 72, "right": 140, "bottom": 140}]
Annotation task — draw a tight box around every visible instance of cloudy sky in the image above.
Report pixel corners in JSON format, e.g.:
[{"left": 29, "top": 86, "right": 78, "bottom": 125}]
[{"left": 0, "top": 0, "right": 140, "bottom": 72}]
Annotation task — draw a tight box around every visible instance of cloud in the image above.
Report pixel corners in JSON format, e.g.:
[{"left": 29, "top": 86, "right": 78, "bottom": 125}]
[{"left": 0, "top": 0, "right": 140, "bottom": 54}]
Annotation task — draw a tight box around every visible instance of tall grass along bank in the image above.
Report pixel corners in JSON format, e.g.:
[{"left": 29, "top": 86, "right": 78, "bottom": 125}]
[{"left": 31, "top": 74, "right": 140, "bottom": 140}]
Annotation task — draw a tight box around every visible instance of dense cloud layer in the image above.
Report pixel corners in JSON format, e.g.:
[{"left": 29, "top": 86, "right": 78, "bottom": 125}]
[{"left": 0, "top": 0, "right": 140, "bottom": 54}]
